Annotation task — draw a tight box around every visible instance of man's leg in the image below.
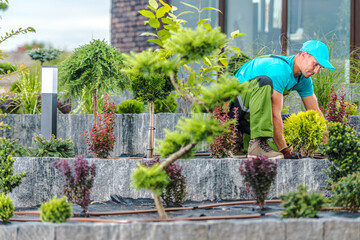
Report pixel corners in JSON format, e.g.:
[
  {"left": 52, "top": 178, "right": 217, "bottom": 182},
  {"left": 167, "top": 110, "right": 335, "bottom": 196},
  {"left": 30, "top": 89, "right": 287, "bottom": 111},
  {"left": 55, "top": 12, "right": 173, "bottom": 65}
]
[{"left": 244, "top": 76, "right": 283, "bottom": 158}]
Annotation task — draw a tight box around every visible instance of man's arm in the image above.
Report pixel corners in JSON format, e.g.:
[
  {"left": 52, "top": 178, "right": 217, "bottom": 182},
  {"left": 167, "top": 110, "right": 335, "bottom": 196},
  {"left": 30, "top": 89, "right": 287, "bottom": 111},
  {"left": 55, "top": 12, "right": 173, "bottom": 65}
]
[
  {"left": 271, "top": 90, "right": 287, "bottom": 150},
  {"left": 301, "top": 94, "right": 324, "bottom": 117}
]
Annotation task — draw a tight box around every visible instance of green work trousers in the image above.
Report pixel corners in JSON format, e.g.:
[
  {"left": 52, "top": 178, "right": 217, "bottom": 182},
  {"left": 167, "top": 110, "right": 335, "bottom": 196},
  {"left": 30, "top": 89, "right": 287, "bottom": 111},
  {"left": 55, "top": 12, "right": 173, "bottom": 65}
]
[{"left": 229, "top": 76, "right": 274, "bottom": 151}]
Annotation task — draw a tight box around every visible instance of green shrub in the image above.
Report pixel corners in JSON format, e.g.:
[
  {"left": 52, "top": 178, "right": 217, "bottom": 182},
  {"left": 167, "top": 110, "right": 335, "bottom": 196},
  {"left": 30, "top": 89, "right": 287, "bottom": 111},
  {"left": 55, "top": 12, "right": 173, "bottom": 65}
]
[
  {"left": 0, "top": 137, "right": 27, "bottom": 157},
  {"left": 0, "top": 62, "right": 17, "bottom": 74},
  {"left": 283, "top": 110, "right": 326, "bottom": 156},
  {"left": 336, "top": 101, "right": 358, "bottom": 116},
  {"left": 28, "top": 48, "right": 61, "bottom": 65},
  {"left": 154, "top": 95, "right": 178, "bottom": 113},
  {"left": 280, "top": 185, "right": 327, "bottom": 218},
  {"left": 117, "top": 99, "right": 144, "bottom": 114},
  {"left": 27, "top": 134, "right": 75, "bottom": 158},
  {"left": 322, "top": 121, "right": 360, "bottom": 183},
  {"left": 0, "top": 193, "right": 14, "bottom": 222},
  {"left": 131, "top": 163, "right": 169, "bottom": 196},
  {"left": 39, "top": 196, "right": 72, "bottom": 223},
  {"left": 331, "top": 172, "right": 360, "bottom": 212},
  {"left": 0, "top": 151, "right": 27, "bottom": 194},
  {"left": 226, "top": 52, "right": 251, "bottom": 75},
  {"left": 239, "top": 155, "right": 278, "bottom": 210}
]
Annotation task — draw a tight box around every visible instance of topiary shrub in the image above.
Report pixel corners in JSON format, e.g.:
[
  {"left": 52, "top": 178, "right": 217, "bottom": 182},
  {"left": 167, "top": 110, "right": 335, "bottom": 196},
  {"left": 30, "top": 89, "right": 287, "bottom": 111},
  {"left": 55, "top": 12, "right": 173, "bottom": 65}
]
[
  {"left": 239, "top": 155, "right": 278, "bottom": 209},
  {"left": 141, "top": 157, "right": 186, "bottom": 206},
  {"left": 53, "top": 156, "right": 96, "bottom": 215},
  {"left": 154, "top": 95, "right": 178, "bottom": 114},
  {"left": 283, "top": 110, "right": 326, "bottom": 157},
  {"left": 39, "top": 196, "right": 72, "bottom": 223},
  {"left": 27, "top": 134, "right": 75, "bottom": 158},
  {"left": 322, "top": 121, "right": 360, "bottom": 184},
  {"left": 117, "top": 99, "right": 144, "bottom": 114},
  {"left": 331, "top": 172, "right": 360, "bottom": 212},
  {"left": 28, "top": 48, "right": 61, "bottom": 66},
  {"left": 280, "top": 185, "right": 327, "bottom": 218},
  {"left": 0, "top": 193, "right": 14, "bottom": 222}
]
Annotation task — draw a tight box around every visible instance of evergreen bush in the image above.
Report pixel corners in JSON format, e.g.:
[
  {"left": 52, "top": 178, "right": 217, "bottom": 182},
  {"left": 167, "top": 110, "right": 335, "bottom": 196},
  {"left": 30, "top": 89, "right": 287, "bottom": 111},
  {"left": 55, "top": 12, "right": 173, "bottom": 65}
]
[
  {"left": 27, "top": 134, "right": 75, "bottom": 158},
  {"left": 280, "top": 185, "right": 327, "bottom": 218},
  {"left": 331, "top": 172, "right": 360, "bottom": 212},
  {"left": 154, "top": 95, "right": 178, "bottom": 113},
  {"left": 39, "top": 196, "right": 72, "bottom": 223},
  {"left": 322, "top": 121, "right": 360, "bottom": 183},
  {"left": 0, "top": 151, "right": 27, "bottom": 194},
  {"left": 283, "top": 110, "right": 326, "bottom": 156},
  {"left": 117, "top": 99, "right": 144, "bottom": 114},
  {"left": 0, "top": 193, "right": 14, "bottom": 222}
]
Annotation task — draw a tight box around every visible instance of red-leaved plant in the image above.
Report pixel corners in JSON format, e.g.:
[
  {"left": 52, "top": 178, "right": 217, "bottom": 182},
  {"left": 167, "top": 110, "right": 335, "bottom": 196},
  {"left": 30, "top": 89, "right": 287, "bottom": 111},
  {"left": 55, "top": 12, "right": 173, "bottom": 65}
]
[
  {"left": 209, "top": 103, "right": 239, "bottom": 158},
  {"left": 239, "top": 155, "right": 278, "bottom": 210},
  {"left": 53, "top": 155, "right": 96, "bottom": 215},
  {"left": 141, "top": 157, "right": 186, "bottom": 206},
  {"left": 325, "top": 86, "right": 352, "bottom": 123},
  {"left": 84, "top": 94, "right": 116, "bottom": 158}
]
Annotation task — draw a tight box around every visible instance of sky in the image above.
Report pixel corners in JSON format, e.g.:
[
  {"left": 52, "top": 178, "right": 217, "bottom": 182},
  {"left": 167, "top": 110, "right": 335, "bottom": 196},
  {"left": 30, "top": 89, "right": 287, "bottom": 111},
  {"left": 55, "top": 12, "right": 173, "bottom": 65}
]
[{"left": 0, "top": 0, "right": 111, "bottom": 52}]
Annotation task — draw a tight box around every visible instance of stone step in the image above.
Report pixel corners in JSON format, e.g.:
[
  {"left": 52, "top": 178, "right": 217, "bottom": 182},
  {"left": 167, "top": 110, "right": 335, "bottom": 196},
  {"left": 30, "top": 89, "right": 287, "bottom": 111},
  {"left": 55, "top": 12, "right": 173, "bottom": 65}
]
[{"left": 11, "top": 157, "right": 330, "bottom": 208}]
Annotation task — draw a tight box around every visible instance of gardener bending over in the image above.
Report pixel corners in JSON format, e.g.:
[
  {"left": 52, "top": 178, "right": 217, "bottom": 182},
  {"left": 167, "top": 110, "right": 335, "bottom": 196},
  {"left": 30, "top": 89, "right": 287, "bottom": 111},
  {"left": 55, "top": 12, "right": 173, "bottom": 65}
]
[{"left": 230, "top": 40, "right": 334, "bottom": 159}]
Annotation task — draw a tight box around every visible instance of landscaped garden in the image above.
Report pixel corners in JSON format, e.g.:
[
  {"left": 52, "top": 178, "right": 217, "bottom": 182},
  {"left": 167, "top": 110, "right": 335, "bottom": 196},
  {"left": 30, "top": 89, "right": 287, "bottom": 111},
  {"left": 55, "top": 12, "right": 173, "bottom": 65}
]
[{"left": 1, "top": 0, "right": 360, "bottom": 239}]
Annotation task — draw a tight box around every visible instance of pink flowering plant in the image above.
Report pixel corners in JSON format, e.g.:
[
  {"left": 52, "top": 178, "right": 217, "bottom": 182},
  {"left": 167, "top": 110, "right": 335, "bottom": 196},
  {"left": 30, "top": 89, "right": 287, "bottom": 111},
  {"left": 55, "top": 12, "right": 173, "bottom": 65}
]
[
  {"left": 53, "top": 155, "right": 96, "bottom": 215},
  {"left": 325, "top": 86, "right": 352, "bottom": 123},
  {"left": 210, "top": 103, "right": 239, "bottom": 158},
  {"left": 239, "top": 155, "right": 278, "bottom": 210},
  {"left": 84, "top": 94, "right": 116, "bottom": 158},
  {"left": 141, "top": 157, "right": 186, "bottom": 206}
]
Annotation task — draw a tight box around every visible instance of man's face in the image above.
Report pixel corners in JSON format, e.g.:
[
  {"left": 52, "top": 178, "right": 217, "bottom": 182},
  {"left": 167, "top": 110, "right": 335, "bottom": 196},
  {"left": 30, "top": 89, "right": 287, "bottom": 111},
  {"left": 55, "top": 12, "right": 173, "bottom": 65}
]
[{"left": 301, "top": 52, "right": 324, "bottom": 78}]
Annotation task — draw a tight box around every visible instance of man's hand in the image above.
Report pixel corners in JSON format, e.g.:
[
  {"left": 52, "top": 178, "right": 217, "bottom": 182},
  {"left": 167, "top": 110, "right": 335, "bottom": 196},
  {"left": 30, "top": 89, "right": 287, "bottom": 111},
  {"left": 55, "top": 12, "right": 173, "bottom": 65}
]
[{"left": 280, "top": 147, "right": 301, "bottom": 159}]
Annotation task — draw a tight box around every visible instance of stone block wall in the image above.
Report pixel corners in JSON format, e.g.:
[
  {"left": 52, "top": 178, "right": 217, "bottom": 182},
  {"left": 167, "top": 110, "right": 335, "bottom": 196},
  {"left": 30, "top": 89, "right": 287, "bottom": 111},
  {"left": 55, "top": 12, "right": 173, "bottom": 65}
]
[{"left": 111, "top": 0, "right": 160, "bottom": 53}]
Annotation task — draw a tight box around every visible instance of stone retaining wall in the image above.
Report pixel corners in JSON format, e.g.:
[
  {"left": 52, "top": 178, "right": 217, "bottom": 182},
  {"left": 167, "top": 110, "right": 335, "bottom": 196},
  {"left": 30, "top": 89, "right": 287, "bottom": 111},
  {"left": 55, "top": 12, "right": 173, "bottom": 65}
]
[
  {"left": 1, "top": 114, "right": 359, "bottom": 157},
  {"left": 1, "top": 218, "right": 359, "bottom": 240},
  {"left": 11, "top": 157, "right": 330, "bottom": 208}
]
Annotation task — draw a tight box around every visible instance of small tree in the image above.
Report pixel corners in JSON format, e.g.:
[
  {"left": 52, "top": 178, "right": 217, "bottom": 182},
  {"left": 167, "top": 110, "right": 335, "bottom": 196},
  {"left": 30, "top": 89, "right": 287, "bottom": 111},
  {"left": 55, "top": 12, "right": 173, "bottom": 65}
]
[
  {"left": 124, "top": 49, "right": 175, "bottom": 158},
  {"left": 59, "top": 39, "right": 128, "bottom": 125},
  {"left": 28, "top": 48, "right": 61, "bottom": 66}
]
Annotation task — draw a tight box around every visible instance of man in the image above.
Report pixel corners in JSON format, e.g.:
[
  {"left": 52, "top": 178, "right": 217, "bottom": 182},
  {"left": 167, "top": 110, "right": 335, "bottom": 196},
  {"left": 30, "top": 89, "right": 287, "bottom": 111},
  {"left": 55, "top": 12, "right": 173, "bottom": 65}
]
[{"left": 230, "top": 40, "right": 334, "bottom": 159}]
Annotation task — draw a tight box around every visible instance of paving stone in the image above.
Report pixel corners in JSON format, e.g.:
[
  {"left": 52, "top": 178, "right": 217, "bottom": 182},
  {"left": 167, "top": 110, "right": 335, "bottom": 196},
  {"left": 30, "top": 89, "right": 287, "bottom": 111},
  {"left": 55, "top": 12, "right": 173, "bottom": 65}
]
[
  {"left": 17, "top": 223, "right": 55, "bottom": 240},
  {"left": 0, "top": 225, "right": 17, "bottom": 240},
  {"left": 245, "top": 219, "right": 285, "bottom": 240},
  {"left": 131, "top": 222, "right": 172, "bottom": 240},
  {"left": 324, "top": 219, "right": 360, "bottom": 240},
  {"left": 55, "top": 223, "right": 120, "bottom": 240},
  {"left": 169, "top": 221, "right": 208, "bottom": 240},
  {"left": 286, "top": 219, "right": 324, "bottom": 240},
  {"left": 207, "top": 220, "right": 247, "bottom": 240}
]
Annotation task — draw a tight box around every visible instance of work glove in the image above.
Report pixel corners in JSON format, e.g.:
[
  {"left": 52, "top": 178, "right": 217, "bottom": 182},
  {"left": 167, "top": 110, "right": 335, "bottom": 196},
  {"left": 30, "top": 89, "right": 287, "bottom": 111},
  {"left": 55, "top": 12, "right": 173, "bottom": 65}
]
[{"left": 280, "top": 147, "right": 301, "bottom": 159}]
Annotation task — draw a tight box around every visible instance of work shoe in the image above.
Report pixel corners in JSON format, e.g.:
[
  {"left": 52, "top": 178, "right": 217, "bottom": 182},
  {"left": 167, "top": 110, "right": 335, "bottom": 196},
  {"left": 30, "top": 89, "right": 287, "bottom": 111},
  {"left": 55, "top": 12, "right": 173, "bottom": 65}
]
[{"left": 248, "top": 137, "right": 283, "bottom": 159}]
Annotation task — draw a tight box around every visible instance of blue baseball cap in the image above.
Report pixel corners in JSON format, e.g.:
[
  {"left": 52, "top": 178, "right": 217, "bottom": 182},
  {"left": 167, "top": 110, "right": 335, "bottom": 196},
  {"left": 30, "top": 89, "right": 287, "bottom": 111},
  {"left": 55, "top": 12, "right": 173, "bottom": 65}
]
[{"left": 300, "top": 40, "right": 335, "bottom": 71}]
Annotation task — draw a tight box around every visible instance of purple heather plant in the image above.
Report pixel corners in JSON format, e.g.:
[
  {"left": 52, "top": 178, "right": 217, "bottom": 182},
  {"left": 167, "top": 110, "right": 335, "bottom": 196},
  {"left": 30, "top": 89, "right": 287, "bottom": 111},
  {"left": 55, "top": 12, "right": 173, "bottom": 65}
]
[
  {"left": 142, "top": 157, "right": 186, "bottom": 206},
  {"left": 239, "top": 155, "right": 278, "bottom": 210},
  {"left": 209, "top": 103, "right": 239, "bottom": 158},
  {"left": 53, "top": 155, "right": 96, "bottom": 215}
]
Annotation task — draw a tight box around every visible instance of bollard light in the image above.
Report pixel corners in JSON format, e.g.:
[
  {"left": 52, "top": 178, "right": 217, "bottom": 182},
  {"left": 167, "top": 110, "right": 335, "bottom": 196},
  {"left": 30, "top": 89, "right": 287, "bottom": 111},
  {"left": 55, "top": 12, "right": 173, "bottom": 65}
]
[{"left": 41, "top": 66, "right": 58, "bottom": 140}]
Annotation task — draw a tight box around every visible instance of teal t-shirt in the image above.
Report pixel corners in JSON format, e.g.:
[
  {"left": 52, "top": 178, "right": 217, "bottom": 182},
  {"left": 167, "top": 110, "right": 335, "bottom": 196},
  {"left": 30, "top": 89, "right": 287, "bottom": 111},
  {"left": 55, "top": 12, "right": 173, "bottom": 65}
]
[{"left": 234, "top": 55, "right": 314, "bottom": 97}]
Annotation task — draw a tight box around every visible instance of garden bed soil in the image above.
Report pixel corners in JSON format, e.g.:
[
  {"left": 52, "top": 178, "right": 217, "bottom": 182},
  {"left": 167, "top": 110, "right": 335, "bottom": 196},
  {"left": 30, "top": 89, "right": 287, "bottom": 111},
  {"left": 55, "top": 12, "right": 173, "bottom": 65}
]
[{"left": 9, "top": 197, "right": 360, "bottom": 224}]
